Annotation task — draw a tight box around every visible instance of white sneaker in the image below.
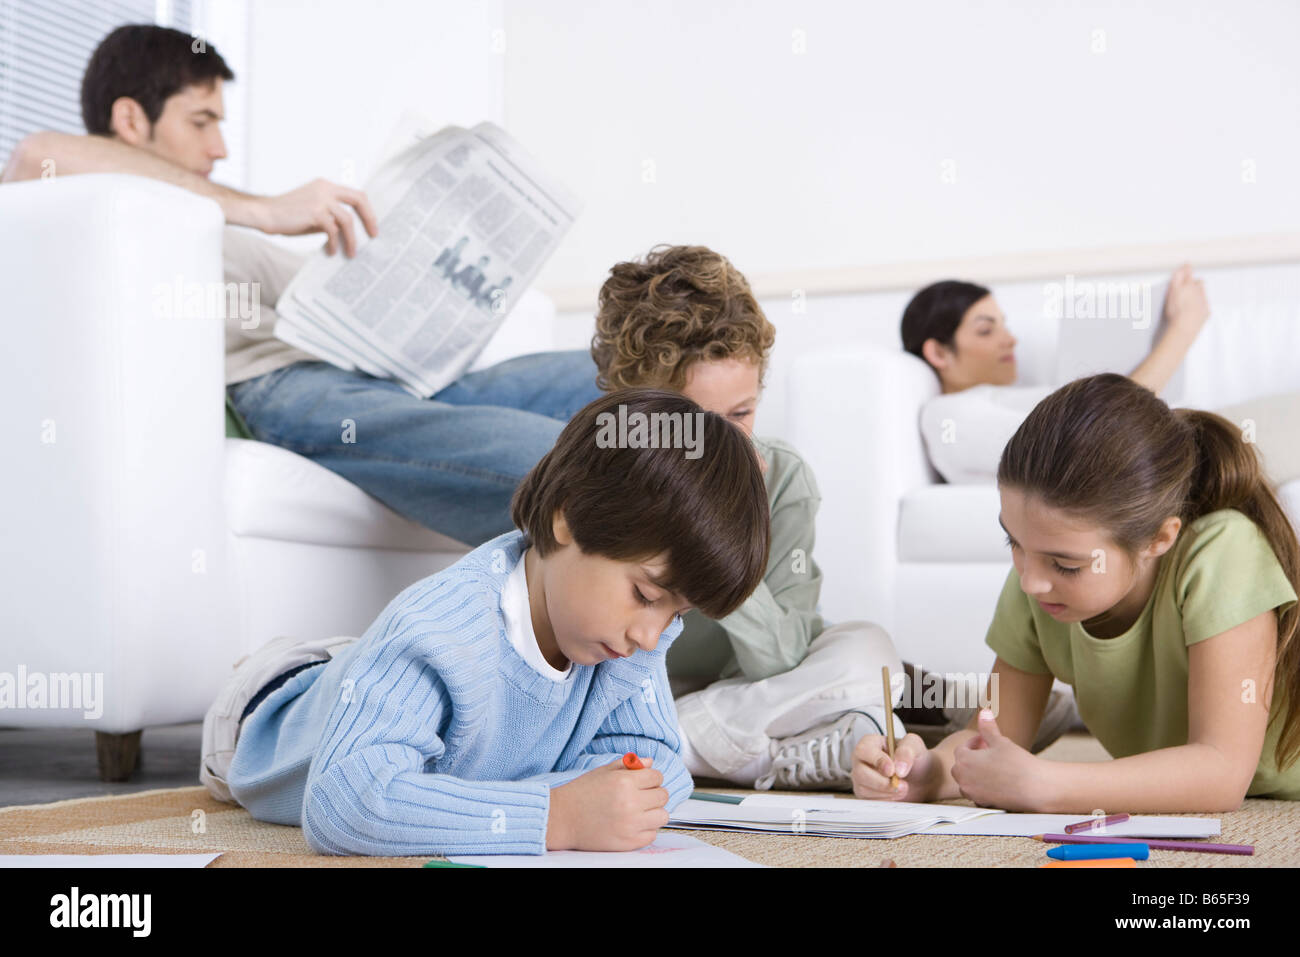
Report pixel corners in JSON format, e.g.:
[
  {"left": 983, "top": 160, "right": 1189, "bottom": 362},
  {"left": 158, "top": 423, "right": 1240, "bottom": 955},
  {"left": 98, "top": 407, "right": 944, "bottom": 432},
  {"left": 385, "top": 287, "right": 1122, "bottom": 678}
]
[
  {"left": 754, "top": 709, "right": 889, "bottom": 791},
  {"left": 200, "top": 635, "right": 356, "bottom": 803}
]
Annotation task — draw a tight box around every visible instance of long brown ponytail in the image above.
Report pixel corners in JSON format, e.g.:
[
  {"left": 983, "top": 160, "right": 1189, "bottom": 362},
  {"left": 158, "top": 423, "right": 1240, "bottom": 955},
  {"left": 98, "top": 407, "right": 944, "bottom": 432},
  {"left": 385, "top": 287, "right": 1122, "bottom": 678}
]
[{"left": 998, "top": 373, "right": 1300, "bottom": 770}]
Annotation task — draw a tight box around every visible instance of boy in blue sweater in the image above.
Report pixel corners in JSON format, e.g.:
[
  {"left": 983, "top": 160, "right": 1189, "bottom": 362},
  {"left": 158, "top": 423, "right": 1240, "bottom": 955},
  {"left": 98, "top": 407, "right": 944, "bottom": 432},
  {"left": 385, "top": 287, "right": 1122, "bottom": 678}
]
[{"left": 201, "top": 389, "right": 770, "bottom": 855}]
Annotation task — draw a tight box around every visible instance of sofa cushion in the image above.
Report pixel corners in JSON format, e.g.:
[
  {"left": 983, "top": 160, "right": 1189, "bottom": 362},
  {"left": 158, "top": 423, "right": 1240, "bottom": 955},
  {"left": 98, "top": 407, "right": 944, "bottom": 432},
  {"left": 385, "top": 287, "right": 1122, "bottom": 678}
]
[
  {"left": 224, "top": 438, "right": 468, "bottom": 552},
  {"left": 898, "top": 484, "right": 1006, "bottom": 563},
  {"left": 900, "top": 480, "right": 1300, "bottom": 564}
]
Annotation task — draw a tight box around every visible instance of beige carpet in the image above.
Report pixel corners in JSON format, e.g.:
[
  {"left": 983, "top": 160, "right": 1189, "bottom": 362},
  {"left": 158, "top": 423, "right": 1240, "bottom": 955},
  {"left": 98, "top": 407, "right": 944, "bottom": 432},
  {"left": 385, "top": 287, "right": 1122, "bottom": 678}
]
[{"left": 3, "top": 734, "right": 1297, "bottom": 866}]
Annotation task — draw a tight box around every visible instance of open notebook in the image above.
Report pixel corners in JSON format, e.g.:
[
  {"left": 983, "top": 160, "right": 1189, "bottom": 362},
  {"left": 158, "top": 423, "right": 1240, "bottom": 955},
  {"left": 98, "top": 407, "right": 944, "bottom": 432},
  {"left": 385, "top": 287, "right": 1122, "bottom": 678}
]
[{"left": 668, "top": 794, "right": 1220, "bottom": 840}]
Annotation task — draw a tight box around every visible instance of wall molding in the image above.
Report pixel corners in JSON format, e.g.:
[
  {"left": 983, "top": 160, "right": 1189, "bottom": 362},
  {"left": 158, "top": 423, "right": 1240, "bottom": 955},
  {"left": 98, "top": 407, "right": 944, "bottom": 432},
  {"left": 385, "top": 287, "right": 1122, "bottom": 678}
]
[{"left": 544, "top": 231, "right": 1300, "bottom": 313}]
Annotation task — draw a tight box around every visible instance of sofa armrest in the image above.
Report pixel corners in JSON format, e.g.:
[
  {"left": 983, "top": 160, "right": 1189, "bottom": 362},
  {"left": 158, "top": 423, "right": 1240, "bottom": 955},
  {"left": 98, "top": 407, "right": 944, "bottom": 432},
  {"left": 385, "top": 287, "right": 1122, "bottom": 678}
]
[
  {"left": 787, "top": 345, "right": 940, "bottom": 632},
  {"left": 0, "top": 173, "right": 236, "bottom": 730}
]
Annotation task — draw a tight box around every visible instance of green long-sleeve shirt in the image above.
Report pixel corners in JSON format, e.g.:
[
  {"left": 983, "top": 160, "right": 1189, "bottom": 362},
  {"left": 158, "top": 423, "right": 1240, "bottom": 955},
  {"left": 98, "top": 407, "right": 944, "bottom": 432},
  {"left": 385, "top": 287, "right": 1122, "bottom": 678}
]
[{"left": 665, "top": 434, "right": 825, "bottom": 682}]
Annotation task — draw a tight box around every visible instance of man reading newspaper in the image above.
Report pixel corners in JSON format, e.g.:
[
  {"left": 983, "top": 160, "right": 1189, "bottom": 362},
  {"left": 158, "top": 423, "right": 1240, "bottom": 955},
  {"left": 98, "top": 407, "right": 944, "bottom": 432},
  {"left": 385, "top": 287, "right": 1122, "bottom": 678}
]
[{"left": 3, "top": 24, "right": 602, "bottom": 546}]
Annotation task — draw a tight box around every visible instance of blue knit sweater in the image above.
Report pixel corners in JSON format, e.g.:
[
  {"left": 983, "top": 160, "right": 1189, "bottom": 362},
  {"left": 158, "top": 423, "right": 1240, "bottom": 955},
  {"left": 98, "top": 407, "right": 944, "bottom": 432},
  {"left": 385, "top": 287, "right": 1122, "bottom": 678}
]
[{"left": 226, "top": 530, "right": 694, "bottom": 856}]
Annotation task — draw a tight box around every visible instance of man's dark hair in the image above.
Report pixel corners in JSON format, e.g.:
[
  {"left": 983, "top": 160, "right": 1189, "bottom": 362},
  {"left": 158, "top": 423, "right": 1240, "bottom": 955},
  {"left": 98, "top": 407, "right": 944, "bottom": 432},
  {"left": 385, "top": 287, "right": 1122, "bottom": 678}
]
[
  {"left": 511, "top": 388, "right": 770, "bottom": 620},
  {"left": 81, "top": 24, "right": 234, "bottom": 135}
]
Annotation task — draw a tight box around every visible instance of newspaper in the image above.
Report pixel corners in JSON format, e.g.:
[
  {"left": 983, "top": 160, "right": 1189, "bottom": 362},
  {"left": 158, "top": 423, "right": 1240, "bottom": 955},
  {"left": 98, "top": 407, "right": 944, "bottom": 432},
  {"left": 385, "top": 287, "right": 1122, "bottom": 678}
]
[{"left": 273, "top": 118, "right": 581, "bottom": 397}]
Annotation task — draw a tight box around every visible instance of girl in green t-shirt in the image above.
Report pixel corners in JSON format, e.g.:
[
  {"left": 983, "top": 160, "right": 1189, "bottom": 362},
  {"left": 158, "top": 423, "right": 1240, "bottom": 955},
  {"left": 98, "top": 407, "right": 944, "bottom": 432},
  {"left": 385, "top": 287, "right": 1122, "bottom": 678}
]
[{"left": 853, "top": 373, "right": 1300, "bottom": 810}]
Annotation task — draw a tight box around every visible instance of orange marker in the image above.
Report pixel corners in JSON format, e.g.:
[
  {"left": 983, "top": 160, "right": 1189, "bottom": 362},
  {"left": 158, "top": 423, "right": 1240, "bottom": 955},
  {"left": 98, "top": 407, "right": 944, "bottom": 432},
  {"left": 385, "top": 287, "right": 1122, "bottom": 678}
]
[
  {"left": 882, "top": 666, "right": 899, "bottom": 789},
  {"left": 1041, "top": 858, "right": 1137, "bottom": 868},
  {"left": 622, "top": 752, "right": 645, "bottom": 770}
]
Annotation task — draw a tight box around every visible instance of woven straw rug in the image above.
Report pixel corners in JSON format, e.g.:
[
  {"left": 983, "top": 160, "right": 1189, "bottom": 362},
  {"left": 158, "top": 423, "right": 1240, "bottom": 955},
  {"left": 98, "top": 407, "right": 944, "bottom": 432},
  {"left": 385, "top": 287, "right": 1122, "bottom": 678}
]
[{"left": 3, "top": 735, "right": 1297, "bottom": 866}]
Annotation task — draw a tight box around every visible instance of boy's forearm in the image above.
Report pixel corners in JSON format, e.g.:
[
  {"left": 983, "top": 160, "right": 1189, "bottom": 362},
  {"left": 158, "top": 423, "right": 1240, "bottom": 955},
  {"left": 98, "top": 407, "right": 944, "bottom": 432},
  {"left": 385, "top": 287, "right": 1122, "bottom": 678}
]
[
  {"left": 1039, "top": 743, "right": 1248, "bottom": 814},
  {"left": 3, "top": 131, "right": 265, "bottom": 228},
  {"left": 303, "top": 763, "right": 554, "bottom": 856}
]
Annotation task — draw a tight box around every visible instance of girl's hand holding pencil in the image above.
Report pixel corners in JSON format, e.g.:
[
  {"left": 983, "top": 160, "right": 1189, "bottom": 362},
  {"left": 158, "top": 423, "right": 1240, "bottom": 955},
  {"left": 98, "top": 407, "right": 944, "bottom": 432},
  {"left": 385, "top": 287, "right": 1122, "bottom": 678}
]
[
  {"left": 851, "top": 732, "right": 940, "bottom": 802},
  {"left": 546, "top": 754, "right": 670, "bottom": 852}
]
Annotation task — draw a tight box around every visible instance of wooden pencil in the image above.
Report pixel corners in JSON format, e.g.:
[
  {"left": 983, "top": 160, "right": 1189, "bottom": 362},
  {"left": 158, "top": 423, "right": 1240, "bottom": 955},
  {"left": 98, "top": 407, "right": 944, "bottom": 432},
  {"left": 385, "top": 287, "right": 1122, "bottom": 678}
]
[{"left": 882, "top": 665, "right": 899, "bottom": 789}]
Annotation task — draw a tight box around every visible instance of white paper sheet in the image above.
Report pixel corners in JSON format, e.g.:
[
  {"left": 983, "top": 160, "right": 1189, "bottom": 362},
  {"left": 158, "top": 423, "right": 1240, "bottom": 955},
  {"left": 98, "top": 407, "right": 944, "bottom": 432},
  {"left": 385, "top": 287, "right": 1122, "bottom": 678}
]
[
  {"left": 681, "top": 795, "right": 1220, "bottom": 840},
  {"left": 669, "top": 796, "right": 1001, "bottom": 838},
  {"left": 446, "top": 831, "right": 763, "bottom": 868},
  {"left": 0, "top": 853, "right": 221, "bottom": 868},
  {"left": 923, "top": 814, "right": 1221, "bottom": 838}
]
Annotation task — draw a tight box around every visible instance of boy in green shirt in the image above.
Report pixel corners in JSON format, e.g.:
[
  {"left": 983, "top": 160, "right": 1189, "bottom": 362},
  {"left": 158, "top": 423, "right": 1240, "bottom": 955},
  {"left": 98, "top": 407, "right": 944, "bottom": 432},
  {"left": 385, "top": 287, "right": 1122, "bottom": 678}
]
[{"left": 590, "top": 245, "right": 1075, "bottom": 789}]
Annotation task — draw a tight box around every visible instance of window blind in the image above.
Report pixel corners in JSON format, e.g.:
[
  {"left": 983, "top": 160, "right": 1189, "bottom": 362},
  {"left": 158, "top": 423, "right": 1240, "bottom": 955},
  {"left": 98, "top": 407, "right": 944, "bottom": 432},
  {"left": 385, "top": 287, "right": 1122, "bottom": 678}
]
[{"left": 0, "top": 0, "right": 193, "bottom": 169}]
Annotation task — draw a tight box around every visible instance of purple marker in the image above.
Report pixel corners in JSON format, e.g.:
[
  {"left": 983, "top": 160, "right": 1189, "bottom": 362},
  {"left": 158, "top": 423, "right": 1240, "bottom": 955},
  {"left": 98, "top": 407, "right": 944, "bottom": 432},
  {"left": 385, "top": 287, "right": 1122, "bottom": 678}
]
[{"left": 1038, "top": 833, "right": 1254, "bottom": 856}]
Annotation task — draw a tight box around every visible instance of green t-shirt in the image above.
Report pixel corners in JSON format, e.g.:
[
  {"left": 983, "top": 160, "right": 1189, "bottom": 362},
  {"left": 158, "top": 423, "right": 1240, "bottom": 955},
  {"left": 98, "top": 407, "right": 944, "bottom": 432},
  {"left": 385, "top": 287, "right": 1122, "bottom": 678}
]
[
  {"left": 986, "top": 508, "right": 1300, "bottom": 799},
  {"left": 666, "top": 434, "right": 824, "bottom": 682}
]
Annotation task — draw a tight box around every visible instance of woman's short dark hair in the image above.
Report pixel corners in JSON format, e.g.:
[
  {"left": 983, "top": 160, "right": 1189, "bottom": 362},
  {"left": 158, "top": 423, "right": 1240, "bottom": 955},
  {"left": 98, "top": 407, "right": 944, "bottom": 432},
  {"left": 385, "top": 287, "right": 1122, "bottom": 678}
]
[
  {"left": 900, "top": 280, "right": 991, "bottom": 367},
  {"left": 81, "top": 24, "right": 234, "bottom": 135},
  {"left": 511, "top": 389, "right": 770, "bottom": 619}
]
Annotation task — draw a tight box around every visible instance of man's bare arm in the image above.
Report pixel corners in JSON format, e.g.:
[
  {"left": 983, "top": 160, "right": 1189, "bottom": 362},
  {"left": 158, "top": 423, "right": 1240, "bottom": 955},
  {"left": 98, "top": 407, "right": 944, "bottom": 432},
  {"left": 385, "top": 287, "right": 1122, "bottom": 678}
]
[{"left": 2, "top": 131, "right": 377, "bottom": 255}]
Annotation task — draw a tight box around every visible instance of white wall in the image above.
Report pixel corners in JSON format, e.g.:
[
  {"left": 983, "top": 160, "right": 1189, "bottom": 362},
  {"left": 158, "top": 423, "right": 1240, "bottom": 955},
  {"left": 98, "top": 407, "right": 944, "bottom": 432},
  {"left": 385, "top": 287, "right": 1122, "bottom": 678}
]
[
  {"left": 503, "top": 0, "right": 1300, "bottom": 298},
  {"left": 235, "top": 0, "right": 505, "bottom": 253},
  {"left": 233, "top": 1, "right": 1300, "bottom": 278},
  {"left": 228, "top": 0, "right": 1300, "bottom": 437}
]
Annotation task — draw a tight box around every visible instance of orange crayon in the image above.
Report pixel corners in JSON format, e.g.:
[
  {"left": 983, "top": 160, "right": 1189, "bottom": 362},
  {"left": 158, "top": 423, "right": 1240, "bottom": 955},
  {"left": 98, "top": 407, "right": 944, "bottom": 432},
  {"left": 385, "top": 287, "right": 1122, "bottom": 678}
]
[
  {"left": 622, "top": 752, "right": 645, "bottom": 770},
  {"left": 1041, "top": 858, "right": 1137, "bottom": 868}
]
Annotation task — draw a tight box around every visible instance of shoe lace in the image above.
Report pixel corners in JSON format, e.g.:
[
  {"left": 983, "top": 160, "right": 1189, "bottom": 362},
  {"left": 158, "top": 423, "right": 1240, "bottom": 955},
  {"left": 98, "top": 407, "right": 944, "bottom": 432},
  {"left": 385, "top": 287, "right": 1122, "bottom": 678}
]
[{"left": 757, "top": 725, "right": 851, "bottom": 790}]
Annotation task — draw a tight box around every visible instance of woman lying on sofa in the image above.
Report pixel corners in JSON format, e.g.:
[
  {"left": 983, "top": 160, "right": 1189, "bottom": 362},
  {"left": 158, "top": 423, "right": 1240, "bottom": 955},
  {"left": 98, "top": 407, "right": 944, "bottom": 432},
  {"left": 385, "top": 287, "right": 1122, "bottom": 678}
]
[{"left": 901, "top": 265, "right": 1300, "bottom": 489}]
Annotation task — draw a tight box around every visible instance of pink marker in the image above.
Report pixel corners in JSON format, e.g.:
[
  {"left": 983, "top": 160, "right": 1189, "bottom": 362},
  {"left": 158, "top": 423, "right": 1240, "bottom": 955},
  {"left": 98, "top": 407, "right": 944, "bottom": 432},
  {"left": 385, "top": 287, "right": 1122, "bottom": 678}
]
[{"left": 1064, "top": 813, "right": 1131, "bottom": 834}]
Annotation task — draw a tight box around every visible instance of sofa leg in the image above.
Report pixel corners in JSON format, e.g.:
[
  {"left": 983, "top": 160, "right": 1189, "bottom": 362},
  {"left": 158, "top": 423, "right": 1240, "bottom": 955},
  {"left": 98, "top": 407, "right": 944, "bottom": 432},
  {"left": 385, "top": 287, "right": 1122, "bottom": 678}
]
[{"left": 95, "top": 730, "right": 142, "bottom": 782}]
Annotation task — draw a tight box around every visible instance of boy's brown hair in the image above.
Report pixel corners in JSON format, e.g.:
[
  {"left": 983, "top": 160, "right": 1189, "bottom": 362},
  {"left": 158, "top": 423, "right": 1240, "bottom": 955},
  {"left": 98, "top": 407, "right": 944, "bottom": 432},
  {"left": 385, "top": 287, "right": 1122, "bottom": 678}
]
[
  {"left": 590, "top": 245, "right": 775, "bottom": 392},
  {"left": 510, "top": 389, "right": 770, "bottom": 619}
]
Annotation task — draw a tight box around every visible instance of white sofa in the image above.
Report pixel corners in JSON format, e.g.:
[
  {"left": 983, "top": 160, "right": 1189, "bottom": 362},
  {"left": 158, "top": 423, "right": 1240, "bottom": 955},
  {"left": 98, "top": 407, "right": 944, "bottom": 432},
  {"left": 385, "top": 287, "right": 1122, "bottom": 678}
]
[
  {"left": 0, "top": 174, "right": 557, "bottom": 779},
  {"left": 788, "top": 264, "right": 1300, "bottom": 676}
]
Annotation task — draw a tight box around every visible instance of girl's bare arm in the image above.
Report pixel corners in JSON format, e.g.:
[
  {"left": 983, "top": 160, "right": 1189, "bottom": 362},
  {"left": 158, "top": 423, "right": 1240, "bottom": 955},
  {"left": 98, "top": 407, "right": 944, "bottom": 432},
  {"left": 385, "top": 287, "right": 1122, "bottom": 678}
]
[{"left": 1037, "top": 610, "right": 1277, "bottom": 813}]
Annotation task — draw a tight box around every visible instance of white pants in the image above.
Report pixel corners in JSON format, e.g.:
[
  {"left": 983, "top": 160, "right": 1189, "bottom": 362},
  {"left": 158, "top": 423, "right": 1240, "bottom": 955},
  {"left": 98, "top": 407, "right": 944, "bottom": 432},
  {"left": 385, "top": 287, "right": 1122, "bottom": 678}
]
[{"left": 670, "top": 620, "right": 905, "bottom": 781}]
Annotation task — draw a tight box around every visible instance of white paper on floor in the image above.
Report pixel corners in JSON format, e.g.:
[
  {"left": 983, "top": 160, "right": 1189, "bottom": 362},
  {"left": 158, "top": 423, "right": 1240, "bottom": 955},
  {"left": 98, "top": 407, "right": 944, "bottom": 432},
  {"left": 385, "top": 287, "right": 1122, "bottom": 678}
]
[
  {"left": 447, "top": 831, "right": 764, "bottom": 868},
  {"left": 0, "top": 853, "right": 221, "bottom": 868},
  {"left": 923, "top": 815, "right": 1220, "bottom": 838}
]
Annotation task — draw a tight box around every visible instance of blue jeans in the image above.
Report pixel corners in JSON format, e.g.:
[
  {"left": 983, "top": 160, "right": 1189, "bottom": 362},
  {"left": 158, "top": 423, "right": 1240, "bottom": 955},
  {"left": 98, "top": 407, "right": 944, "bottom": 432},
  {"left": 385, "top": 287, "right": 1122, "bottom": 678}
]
[{"left": 227, "top": 351, "right": 604, "bottom": 547}]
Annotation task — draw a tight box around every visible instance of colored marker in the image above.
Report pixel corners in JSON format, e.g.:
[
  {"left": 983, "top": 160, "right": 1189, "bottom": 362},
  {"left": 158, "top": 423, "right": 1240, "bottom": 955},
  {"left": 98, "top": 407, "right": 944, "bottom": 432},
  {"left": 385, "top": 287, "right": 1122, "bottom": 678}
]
[
  {"left": 622, "top": 752, "right": 645, "bottom": 770},
  {"left": 691, "top": 790, "right": 745, "bottom": 804},
  {"left": 1064, "top": 813, "right": 1131, "bottom": 834},
  {"left": 1042, "top": 858, "right": 1137, "bottom": 868},
  {"left": 1048, "top": 843, "right": 1149, "bottom": 861},
  {"left": 423, "top": 860, "right": 486, "bottom": 868},
  {"left": 1033, "top": 834, "right": 1254, "bottom": 856}
]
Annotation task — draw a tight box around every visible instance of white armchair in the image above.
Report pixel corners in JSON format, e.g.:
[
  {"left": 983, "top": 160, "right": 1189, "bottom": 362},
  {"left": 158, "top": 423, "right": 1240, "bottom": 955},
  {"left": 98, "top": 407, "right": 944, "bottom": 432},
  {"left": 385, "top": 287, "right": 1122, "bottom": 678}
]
[{"left": 1, "top": 174, "right": 556, "bottom": 780}]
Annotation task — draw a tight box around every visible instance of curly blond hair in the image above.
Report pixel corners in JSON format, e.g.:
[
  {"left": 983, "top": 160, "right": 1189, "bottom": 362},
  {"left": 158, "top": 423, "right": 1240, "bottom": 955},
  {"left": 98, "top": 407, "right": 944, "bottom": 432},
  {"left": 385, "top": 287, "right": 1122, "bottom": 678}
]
[{"left": 590, "top": 245, "right": 775, "bottom": 392}]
